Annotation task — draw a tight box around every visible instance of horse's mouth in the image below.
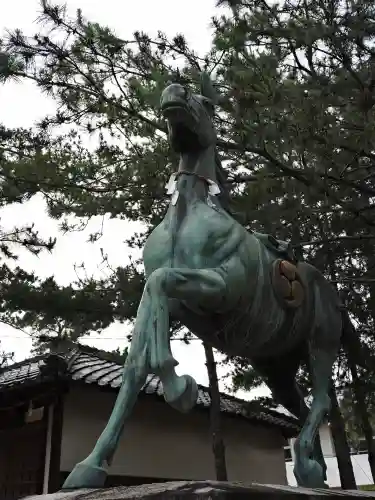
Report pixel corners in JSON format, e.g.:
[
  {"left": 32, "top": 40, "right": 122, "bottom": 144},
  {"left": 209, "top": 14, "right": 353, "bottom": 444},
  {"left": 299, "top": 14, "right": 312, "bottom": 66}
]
[
  {"left": 161, "top": 99, "right": 189, "bottom": 113},
  {"left": 161, "top": 100, "right": 197, "bottom": 124},
  {"left": 170, "top": 122, "right": 201, "bottom": 153},
  {"left": 162, "top": 102, "right": 201, "bottom": 152}
]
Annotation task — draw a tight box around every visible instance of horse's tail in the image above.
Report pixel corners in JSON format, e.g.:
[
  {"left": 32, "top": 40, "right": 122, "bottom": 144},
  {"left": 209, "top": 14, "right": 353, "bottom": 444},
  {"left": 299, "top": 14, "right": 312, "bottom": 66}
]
[{"left": 341, "top": 307, "right": 374, "bottom": 371}]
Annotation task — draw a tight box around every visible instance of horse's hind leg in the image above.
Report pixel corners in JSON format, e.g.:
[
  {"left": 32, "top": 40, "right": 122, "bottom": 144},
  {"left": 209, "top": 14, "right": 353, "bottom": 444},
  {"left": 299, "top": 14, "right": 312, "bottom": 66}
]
[
  {"left": 293, "top": 299, "right": 341, "bottom": 488},
  {"left": 253, "top": 355, "right": 327, "bottom": 482},
  {"left": 293, "top": 348, "right": 335, "bottom": 488},
  {"left": 273, "top": 380, "right": 327, "bottom": 482}
]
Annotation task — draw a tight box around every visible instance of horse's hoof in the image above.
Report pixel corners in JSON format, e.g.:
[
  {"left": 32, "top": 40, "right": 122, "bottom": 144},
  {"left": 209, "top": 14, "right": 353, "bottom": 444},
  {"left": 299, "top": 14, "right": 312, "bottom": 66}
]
[
  {"left": 62, "top": 461, "right": 107, "bottom": 489},
  {"left": 165, "top": 374, "right": 198, "bottom": 413}
]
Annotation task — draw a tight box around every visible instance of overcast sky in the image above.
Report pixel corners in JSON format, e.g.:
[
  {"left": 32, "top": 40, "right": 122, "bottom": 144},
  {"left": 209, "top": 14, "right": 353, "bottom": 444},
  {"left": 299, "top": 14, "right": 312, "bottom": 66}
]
[
  {"left": 0, "top": 0, "right": 269, "bottom": 400},
  {"left": 3, "top": 2, "right": 373, "bottom": 490}
]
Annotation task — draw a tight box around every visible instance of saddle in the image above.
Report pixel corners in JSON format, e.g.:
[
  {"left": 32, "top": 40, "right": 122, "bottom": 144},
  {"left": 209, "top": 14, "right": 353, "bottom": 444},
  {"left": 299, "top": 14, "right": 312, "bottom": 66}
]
[
  {"left": 252, "top": 231, "right": 304, "bottom": 309},
  {"left": 252, "top": 231, "right": 297, "bottom": 263}
]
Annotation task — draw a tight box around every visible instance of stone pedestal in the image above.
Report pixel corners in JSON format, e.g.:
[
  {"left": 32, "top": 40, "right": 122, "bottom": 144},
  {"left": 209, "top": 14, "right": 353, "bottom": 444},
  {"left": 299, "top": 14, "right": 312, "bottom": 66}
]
[{"left": 21, "top": 481, "right": 375, "bottom": 500}]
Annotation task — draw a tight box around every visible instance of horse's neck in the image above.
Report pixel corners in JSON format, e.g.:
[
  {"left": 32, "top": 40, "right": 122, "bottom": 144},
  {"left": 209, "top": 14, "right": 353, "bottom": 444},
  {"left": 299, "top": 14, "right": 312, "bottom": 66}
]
[
  {"left": 178, "top": 147, "right": 217, "bottom": 179},
  {"left": 176, "top": 146, "right": 218, "bottom": 202}
]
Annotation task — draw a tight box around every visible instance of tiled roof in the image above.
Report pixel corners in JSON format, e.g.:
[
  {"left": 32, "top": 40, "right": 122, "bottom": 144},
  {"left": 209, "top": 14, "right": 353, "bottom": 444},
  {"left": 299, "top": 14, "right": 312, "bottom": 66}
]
[
  {"left": 0, "top": 356, "right": 47, "bottom": 387},
  {"left": 0, "top": 347, "right": 300, "bottom": 435}
]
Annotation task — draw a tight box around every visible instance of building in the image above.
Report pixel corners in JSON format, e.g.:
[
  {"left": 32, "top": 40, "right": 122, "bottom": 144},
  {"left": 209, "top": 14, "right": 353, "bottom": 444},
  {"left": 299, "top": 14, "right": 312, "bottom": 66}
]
[{"left": 0, "top": 345, "right": 299, "bottom": 500}]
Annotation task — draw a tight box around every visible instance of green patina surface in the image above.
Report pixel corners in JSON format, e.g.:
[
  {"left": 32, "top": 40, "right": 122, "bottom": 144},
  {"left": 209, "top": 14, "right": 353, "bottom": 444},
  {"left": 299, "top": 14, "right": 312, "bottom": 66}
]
[{"left": 63, "top": 73, "right": 354, "bottom": 491}]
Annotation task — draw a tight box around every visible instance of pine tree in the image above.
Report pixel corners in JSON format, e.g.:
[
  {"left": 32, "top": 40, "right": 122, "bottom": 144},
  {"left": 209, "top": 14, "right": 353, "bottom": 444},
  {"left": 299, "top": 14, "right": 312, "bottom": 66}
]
[{"left": 1, "top": 0, "right": 375, "bottom": 486}]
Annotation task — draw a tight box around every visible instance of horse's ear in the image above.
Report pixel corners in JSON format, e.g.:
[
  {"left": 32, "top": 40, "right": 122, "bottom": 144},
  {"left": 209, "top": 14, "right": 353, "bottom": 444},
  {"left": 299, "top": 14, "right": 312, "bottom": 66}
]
[{"left": 200, "top": 72, "right": 218, "bottom": 105}]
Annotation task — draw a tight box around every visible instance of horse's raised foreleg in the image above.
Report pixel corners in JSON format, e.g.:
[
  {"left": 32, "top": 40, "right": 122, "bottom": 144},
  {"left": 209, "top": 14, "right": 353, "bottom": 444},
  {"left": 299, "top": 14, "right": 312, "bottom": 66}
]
[{"left": 145, "top": 267, "right": 227, "bottom": 412}]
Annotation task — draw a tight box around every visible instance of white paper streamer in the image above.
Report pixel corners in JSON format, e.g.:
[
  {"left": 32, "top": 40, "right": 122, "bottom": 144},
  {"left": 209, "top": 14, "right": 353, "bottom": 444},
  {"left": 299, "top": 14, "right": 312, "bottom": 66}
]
[
  {"left": 207, "top": 179, "right": 220, "bottom": 196},
  {"left": 165, "top": 172, "right": 220, "bottom": 207},
  {"left": 171, "top": 190, "right": 179, "bottom": 205},
  {"left": 165, "top": 173, "right": 177, "bottom": 195}
]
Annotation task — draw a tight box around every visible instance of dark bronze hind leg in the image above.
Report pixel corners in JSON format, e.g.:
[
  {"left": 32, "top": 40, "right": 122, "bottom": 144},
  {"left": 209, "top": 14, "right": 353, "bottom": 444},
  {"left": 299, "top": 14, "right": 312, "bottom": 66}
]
[
  {"left": 293, "top": 348, "right": 336, "bottom": 488},
  {"left": 270, "top": 380, "right": 327, "bottom": 483},
  {"left": 293, "top": 293, "right": 342, "bottom": 489},
  {"left": 252, "top": 353, "right": 327, "bottom": 484}
]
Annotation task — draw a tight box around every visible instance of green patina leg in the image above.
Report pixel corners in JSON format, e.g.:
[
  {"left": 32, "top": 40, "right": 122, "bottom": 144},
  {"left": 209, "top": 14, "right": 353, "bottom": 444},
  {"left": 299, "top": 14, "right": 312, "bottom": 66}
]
[
  {"left": 62, "top": 308, "right": 150, "bottom": 489},
  {"left": 293, "top": 347, "right": 337, "bottom": 488},
  {"left": 294, "top": 393, "right": 331, "bottom": 488},
  {"left": 145, "top": 267, "right": 227, "bottom": 412},
  {"left": 62, "top": 363, "right": 147, "bottom": 488},
  {"left": 62, "top": 275, "right": 179, "bottom": 489},
  {"left": 63, "top": 266, "right": 226, "bottom": 489},
  {"left": 252, "top": 354, "right": 328, "bottom": 483},
  {"left": 62, "top": 355, "right": 148, "bottom": 489},
  {"left": 293, "top": 279, "right": 342, "bottom": 488}
]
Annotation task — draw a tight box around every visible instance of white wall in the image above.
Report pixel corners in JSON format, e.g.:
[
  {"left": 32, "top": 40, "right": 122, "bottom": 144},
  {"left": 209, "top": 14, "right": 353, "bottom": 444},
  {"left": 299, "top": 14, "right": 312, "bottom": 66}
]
[{"left": 61, "top": 386, "right": 288, "bottom": 484}]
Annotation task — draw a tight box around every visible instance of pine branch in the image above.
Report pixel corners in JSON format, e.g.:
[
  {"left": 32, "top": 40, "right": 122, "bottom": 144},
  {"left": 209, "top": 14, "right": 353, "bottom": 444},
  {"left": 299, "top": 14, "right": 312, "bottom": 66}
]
[{"left": 296, "top": 235, "right": 375, "bottom": 248}]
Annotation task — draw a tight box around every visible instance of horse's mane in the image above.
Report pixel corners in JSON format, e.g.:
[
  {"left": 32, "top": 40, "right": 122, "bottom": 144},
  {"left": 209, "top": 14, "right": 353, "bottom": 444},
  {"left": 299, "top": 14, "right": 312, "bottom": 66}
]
[{"left": 214, "top": 150, "right": 234, "bottom": 216}]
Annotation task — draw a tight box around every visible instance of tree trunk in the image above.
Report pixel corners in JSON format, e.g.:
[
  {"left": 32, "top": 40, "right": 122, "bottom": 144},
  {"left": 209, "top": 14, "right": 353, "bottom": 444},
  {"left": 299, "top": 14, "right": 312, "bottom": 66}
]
[
  {"left": 203, "top": 342, "right": 228, "bottom": 481},
  {"left": 329, "top": 385, "right": 357, "bottom": 489},
  {"left": 361, "top": 223, "right": 375, "bottom": 480},
  {"left": 347, "top": 354, "right": 375, "bottom": 481},
  {"left": 324, "top": 255, "right": 357, "bottom": 489}
]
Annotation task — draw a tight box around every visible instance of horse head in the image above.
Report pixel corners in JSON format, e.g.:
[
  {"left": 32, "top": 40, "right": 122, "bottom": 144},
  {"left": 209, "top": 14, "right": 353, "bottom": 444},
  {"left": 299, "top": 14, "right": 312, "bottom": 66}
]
[{"left": 160, "top": 72, "right": 218, "bottom": 154}]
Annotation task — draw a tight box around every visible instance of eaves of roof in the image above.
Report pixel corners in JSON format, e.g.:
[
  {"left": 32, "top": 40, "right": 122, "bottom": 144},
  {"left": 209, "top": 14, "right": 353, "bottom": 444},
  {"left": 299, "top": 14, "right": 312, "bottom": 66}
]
[{"left": 0, "top": 347, "right": 300, "bottom": 437}]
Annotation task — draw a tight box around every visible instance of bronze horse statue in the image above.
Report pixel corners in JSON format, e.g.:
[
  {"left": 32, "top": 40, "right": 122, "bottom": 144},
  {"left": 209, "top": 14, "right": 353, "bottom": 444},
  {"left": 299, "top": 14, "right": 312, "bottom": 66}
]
[{"left": 63, "top": 73, "right": 361, "bottom": 490}]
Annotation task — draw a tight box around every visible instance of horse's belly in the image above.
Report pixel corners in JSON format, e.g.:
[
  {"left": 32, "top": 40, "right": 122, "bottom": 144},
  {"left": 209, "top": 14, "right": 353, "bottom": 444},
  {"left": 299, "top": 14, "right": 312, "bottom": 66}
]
[
  {"left": 190, "top": 269, "right": 308, "bottom": 360},
  {"left": 200, "top": 309, "right": 305, "bottom": 359}
]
